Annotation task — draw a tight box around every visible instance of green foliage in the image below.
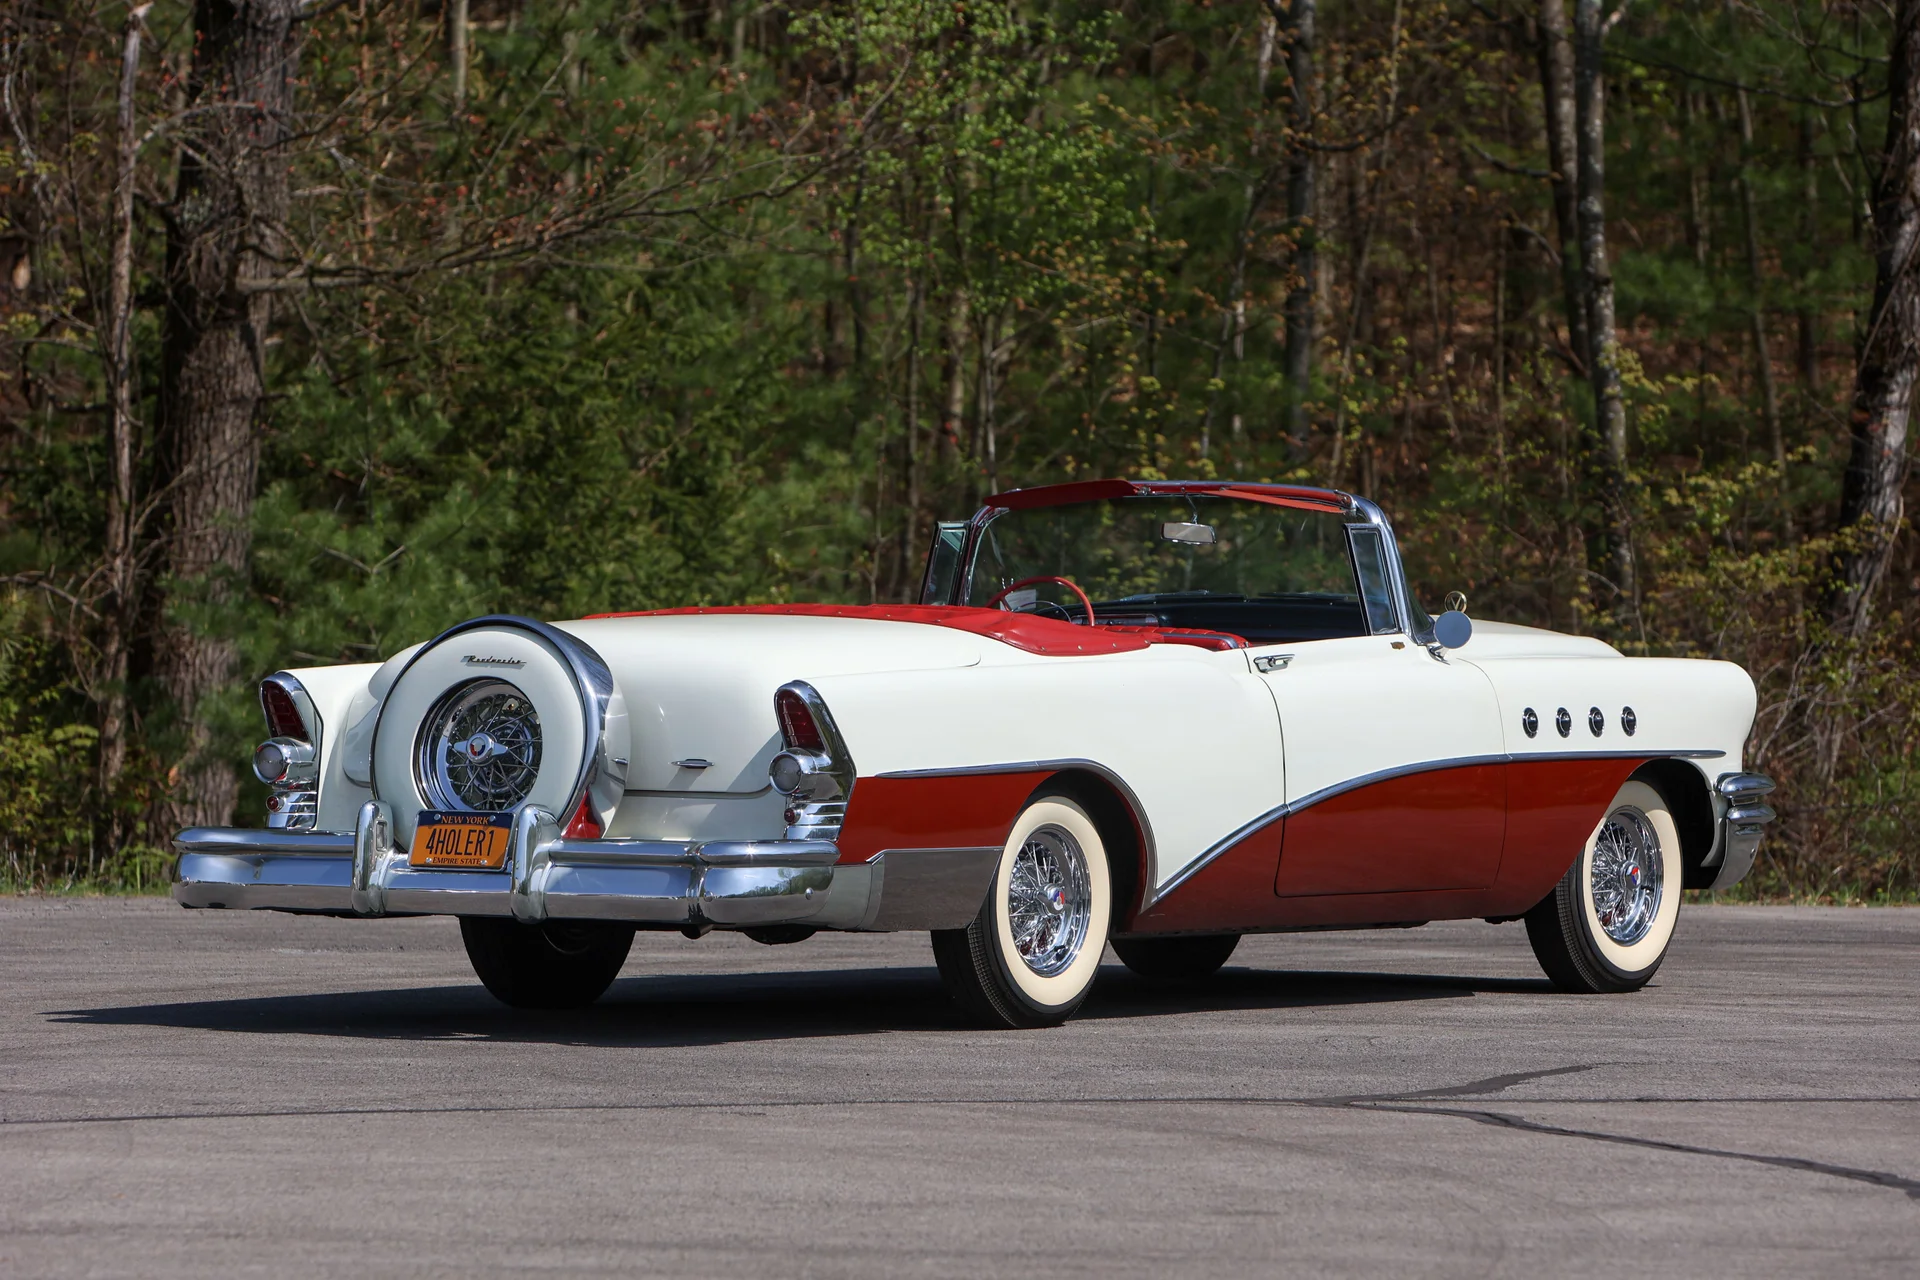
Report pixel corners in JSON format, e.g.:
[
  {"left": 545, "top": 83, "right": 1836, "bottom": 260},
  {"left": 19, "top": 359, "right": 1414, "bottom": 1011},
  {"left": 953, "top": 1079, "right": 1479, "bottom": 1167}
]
[{"left": 0, "top": 0, "right": 1914, "bottom": 893}]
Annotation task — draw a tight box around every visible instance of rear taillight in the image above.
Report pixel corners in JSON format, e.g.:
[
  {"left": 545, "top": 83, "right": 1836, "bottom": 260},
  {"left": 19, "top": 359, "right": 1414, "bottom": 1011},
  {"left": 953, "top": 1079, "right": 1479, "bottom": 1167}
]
[
  {"left": 261, "top": 680, "right": 307, "bottom": 739},
  {"left": 775, "top": 687, "right": 825, "bottom": 751},
  {"left": 767, "top": 681, "right": 853, "bottom": 843},
  {"left": 563, "top": 794, "right": 603, "bottom": 839},
  {"left": 257, "top": 676, "right": 320, "bottom": 830}
]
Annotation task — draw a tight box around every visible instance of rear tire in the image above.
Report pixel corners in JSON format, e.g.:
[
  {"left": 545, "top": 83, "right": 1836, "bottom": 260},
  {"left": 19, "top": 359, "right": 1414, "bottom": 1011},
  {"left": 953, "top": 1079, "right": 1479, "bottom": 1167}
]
[
  {"left": 932, "top": 795, "right": 1112, "bottom": 1029},
  {"left": 459, "top": 917, "right": 634, "bottom": 1009},
  {"left": 1525, "top": 780, "right": 1683, "bottom": 993},
  {"left": 1111, "top": 934, "right": 1240, "bottom": 983}
]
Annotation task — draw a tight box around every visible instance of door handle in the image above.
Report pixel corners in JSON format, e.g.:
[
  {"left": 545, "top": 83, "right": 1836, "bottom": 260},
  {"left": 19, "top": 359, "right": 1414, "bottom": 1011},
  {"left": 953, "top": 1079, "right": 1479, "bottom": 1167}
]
[{"left": 1253, "top": 653, "right": 1294, "bottom": 673}]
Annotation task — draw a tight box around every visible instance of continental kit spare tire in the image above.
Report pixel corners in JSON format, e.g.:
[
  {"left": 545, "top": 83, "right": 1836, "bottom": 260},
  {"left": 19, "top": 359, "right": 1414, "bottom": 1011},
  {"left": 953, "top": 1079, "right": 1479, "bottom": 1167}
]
[{"left": 370, "top": 616, "right": 630, "bottom": 849}]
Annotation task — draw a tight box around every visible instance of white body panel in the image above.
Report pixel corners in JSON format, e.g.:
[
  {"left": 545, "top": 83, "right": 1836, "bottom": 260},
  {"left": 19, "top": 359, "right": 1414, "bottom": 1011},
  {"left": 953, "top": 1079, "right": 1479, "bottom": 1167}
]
[
  {"left": 270, "top": 611, "right": 1757, "bottom": 897},
  {"left": 1250, "top": 637, "right": 1506, "bottom": 806},
  {"left": 808, "top": 642, "right": 1282, "bottom": 893}
]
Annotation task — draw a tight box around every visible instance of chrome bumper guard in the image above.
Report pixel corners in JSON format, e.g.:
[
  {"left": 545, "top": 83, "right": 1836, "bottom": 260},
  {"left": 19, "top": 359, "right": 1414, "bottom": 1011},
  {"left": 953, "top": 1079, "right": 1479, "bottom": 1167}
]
[
  {"left": 1707, "top": 772, "right": 1777, "bottom": 893},
  {"left": 174, "top": 801, "right": 844, "bottom": 927}
]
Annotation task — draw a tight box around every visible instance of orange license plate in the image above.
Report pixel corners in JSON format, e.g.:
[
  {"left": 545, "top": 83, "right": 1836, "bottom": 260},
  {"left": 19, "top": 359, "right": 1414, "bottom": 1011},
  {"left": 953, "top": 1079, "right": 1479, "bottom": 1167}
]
[{"left": 410, "top": 810, "right": 513, "bottom": 869}]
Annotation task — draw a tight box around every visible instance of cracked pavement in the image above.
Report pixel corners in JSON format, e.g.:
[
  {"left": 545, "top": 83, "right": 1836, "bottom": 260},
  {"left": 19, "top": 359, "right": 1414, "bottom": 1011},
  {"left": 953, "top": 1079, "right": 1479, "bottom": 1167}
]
[{"left": 2, "top": 898, "right": 1915, "bottom": 1276}]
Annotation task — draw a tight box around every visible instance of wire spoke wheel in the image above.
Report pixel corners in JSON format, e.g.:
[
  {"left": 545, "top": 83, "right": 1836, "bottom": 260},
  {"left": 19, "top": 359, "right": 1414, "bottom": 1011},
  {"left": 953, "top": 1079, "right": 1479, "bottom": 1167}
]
[
  {"left": 1589, "top": 807, "right": 1663, "bottom": 945},
  {"left": 931, "top": 794, "right": 1113, "bottom": 1029},
  {"left": 1525, "top": 779, "right": 1684, "bottom": 994},
  {"left": 417, "top": 680, "right": 543, "bottom": 811},
  {"left": 1005, "top": 826, "right": 1093, "bottom": 978}
]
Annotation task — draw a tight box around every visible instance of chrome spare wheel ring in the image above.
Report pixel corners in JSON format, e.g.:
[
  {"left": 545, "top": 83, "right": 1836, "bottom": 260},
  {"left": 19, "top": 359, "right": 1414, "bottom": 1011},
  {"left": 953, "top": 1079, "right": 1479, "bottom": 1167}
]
[
  {"left": 417, "top": 679, "right": 543, "bottom": 811},
  {"left": 1006, "top": 824, "right": 1093, "bottom": 978},
  {"left": 1590, "top": 805, "right": 1664, "bottom": 945}
]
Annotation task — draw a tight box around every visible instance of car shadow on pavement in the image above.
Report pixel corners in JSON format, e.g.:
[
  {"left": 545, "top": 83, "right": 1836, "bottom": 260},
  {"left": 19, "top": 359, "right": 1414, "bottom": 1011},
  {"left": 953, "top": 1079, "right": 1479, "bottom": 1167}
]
[{"left": 46, "top": 962, "right": 1547, "bottom": 1047}]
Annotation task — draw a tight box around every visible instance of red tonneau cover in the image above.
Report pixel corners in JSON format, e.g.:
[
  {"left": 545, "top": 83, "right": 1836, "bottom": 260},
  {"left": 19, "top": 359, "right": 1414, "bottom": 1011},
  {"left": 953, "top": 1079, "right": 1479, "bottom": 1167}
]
[{"left": 581, "top": 604, "right": 1247, "bottom": 656}]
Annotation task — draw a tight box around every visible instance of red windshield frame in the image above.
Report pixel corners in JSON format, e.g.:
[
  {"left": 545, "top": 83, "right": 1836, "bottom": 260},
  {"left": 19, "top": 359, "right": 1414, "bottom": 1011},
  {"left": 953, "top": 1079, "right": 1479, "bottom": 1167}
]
[{"left": 982, "top": 479, "right": 1350, "bottom": 515}]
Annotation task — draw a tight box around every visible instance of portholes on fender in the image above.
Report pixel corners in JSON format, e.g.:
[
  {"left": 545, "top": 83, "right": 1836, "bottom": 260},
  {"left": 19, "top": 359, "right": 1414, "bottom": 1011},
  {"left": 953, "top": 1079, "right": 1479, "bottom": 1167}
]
[
  {"left": 1555, "top": 707, "right": 1572, "bottom": 738},
  {"left": 1621, "top": 706, "right": 1637, "bottom": 736},
  {"left": 1522, "top": 707, "right": 1539, "bottom": 738},
  {"left": 1588, "top": 706, "right": 1605, "bottom": 737}
]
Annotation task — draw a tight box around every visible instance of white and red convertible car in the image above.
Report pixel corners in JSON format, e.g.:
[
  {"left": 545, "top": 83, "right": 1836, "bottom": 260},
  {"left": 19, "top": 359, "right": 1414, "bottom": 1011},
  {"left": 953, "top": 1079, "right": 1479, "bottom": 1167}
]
[{"left": 176, "top": 480, "right": 1775, "bottom": 1027}]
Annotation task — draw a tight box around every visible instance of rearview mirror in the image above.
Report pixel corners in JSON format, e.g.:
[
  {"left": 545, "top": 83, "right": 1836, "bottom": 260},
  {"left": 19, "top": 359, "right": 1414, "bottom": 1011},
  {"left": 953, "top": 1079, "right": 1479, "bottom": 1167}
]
[
  {"left": 1434, "top": 610, "right": 1473, "bottom": 649},
  {"left": 1162, "top": 522, "right": 1217, "bottom": 546}
]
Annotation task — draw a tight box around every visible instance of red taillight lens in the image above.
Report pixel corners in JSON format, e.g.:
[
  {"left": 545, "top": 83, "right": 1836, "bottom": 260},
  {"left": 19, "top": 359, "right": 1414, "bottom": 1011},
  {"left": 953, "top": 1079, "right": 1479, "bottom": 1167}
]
[
  {"left": 261, "top": 681, "right": 307, "bottom": 739},
  {"left": 775, "top": 688, "right": 825, "bottom": 751},
  {"left": 563, "top": 794, "right": 603, "bottom": 839}
]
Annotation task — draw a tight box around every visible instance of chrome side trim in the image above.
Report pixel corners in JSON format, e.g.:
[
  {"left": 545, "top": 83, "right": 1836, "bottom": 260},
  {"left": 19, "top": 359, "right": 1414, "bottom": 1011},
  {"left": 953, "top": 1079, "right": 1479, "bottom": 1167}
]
[
  {"left": 1142, "top": 749, "right": 1730, "bottom": 912},
  {"left": 369, "top": 615, "right": 628, "bottom": 833},
  {"left": 862, "top": 846, "right": 1001, "bottom": 931},
  {"left": 1147, "top": 803, "right": 1290, "bottom": 910},
  {"left": 870, "top": 757, "right": 1160, "bottom": 911}
]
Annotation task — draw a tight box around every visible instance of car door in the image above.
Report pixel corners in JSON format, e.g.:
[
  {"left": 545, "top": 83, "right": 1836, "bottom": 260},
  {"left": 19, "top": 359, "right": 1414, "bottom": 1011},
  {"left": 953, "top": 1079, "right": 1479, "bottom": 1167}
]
[{"left": 1255, "top": 635, "right": 1508, "bottom": 896}]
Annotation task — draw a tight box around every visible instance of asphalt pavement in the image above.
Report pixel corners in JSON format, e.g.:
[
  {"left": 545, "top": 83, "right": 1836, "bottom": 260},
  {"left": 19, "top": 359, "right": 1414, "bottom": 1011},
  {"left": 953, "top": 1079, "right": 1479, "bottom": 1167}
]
[{"left": 1, "top": 898, "right": 1915, "bottom": 1277}]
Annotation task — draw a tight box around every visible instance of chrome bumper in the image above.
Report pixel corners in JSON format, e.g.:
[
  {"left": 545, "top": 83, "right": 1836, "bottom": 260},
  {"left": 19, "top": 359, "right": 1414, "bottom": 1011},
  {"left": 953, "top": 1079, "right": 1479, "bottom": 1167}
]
[
  {"left": 173, "top": 801, "right": 998, "bottom": 931},
  {"left": 1707, "top": 772, "right": 1777, "bottom": 893}
]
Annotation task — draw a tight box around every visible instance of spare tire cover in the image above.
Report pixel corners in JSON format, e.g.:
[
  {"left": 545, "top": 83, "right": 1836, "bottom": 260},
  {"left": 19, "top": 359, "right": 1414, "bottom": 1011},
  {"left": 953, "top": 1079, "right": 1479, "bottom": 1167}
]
[{"left": 372, "top": 621, "right": 628, "bottom": 848}]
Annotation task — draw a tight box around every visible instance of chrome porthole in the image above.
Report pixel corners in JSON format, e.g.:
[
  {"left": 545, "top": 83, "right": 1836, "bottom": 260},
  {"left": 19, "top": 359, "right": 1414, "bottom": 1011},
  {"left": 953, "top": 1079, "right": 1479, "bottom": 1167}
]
[
  {"left": 1590, "top": 806, "right": 1664, "bottom": 945},
  {"left": 416, "top": 679, "right": 543, "bottom": 811},
  {"left": 1556, "top": 707, "right": 1572, "bottom": 738},
  {"left": 1522, "top": 707, "right": 1539, "bottom": 738},
  {"left": 1589, "top": 706, "right": 1605, "bottom": 737},
  {"left": 1006, "top": 825, "right": 1093, "bottom": 978},
  {"left": 1621, "top": 706, "right": 1637, "bottom": 736}
]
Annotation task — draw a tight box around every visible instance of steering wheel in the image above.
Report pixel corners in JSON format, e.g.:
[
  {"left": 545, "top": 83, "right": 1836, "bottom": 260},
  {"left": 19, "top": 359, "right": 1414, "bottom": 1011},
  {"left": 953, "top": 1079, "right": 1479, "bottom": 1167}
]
[{"left": 984, "top": 575, "right": 1097, "bottom": 626}]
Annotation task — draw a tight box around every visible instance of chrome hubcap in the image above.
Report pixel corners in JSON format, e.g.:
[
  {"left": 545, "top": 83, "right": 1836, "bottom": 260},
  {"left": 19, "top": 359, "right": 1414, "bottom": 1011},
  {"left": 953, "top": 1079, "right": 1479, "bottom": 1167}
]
[
  {"left": 1006, "top": 825, "right": 1092, "bottom": 978},
  {"left": 1590, "top": 806, "right": 1664, "bottom": 945},
  {"left": 418, "top": 680, "right": 542, "bottom": 811}
]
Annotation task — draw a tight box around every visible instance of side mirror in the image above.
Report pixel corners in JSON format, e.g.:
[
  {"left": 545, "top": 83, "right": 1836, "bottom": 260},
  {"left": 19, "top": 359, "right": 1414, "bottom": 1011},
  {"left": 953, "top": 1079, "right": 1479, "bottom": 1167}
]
[{"left": 1434, "top": 610, "right": 1473, "bottom": 650}]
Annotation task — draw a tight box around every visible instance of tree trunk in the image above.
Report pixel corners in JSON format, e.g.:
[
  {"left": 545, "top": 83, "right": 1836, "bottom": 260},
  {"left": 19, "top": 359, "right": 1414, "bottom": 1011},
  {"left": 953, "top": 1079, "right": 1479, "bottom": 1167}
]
[
  {"left": 99, "top": 5, "right": 150, "bottom": 810},
  {"left": 1537, "top": 0, "right": 1589, "bottom": 370},
  {"left": 1797, "top": 109, "right": 1820, "bottom": 399},
  {"left": 1830, "top": 0, "right": 1920, "bottom": 638},
  {"left": 152, "top": 0, "right": 303, "bottom": 830},
  {"left": 1572, "top": 0, "right": 1636, "bottom": 620},
  {"left": 1735, "top": 89, "right": 1785, "bottom": 489},
  {"left": 449, "top": 0, "right": 469, "bottom": 112},
  {"left": 1279, "top": 0, "right": 1317, "bottom": 439}
]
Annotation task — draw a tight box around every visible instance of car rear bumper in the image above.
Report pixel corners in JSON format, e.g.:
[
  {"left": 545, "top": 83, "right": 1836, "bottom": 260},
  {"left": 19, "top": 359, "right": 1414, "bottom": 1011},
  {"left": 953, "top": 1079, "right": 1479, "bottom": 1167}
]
[
  {"left": 173, "top": 801, "right": 997, "bottom": 931},
  {"left": 1706, "top": 772, "right": 1777, "bottom": 893}
]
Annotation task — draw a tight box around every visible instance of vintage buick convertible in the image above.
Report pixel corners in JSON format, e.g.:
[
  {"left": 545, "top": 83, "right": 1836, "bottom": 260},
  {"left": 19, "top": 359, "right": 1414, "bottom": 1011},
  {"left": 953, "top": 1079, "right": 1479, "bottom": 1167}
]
[{"left": 175, "top": 480, "right": 1776, "bottom": 1027}]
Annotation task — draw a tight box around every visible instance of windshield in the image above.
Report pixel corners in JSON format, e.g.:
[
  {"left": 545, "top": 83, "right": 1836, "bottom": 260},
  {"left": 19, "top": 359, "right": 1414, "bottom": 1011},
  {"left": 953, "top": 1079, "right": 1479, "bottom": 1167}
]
[{"left": 963, "top": 496, "right": 1401, "bottom": 643}]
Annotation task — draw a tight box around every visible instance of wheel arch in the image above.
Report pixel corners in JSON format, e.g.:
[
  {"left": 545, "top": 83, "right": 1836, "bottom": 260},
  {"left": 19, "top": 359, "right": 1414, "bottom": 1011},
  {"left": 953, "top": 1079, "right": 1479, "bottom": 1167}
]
[
  {"left": 1027, "top": 765, "right": 1154, "bottom": 928},
  {"left": 1630, "top": 757, "right": 1718, "bottom": 890}
]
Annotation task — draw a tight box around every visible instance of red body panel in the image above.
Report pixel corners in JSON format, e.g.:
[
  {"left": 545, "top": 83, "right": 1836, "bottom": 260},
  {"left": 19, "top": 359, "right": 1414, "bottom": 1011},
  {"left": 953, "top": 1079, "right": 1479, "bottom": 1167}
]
[
  {"left": 1486, "top": 755, "right": 1648, "bottom": 915},
  {"left": 1274, "top": 764, "right": 1507, "bottom": 897},
  {"left": 1126, "top": 756, "right": 1651, "bottom": 934},
  {"left": 834, "top": 771, "right": 1052, "bottom": 865}
]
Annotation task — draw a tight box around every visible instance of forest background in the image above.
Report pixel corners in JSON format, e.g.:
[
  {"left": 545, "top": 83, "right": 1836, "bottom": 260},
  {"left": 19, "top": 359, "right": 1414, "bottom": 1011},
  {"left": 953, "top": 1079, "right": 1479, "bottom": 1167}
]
[{"left": 2, "top": 0, "right": 1915, "bottom": 897}]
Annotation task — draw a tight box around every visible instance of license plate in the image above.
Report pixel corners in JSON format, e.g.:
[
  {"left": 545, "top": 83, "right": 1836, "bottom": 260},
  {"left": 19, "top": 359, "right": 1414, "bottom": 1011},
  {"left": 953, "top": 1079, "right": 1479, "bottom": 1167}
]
[{"left": 409, "top": 810, "right": 513, "bottom": 869}]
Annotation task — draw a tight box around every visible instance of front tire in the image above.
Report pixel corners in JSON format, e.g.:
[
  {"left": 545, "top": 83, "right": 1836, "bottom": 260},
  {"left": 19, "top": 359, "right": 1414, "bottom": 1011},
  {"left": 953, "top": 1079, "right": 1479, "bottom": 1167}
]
[
  {"left": 1525, "top": 780, "right": 1683, "bottom": 993},
  {"left": 459, "top": 917, "right": 634, "bottom": 1009},
  {"left": 932, "top": 795, "right": 1112, "bottom": 1028}
]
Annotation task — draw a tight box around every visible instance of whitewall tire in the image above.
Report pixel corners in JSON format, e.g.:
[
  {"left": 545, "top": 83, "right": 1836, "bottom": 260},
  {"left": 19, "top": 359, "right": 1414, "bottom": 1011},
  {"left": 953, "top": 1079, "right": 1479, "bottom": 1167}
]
[
  {"left": 931, "top": 795, "right": 1113, "bottom": 1028},
  {"left": 1525, "top": 780, "right": 1684, "bottom": 993}
]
